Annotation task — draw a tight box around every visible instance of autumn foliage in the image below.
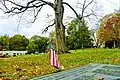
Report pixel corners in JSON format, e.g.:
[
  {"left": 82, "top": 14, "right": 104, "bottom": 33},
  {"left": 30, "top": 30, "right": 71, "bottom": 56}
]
[{"left": 97, "top": 12, "right": 120, "bottom": 47}]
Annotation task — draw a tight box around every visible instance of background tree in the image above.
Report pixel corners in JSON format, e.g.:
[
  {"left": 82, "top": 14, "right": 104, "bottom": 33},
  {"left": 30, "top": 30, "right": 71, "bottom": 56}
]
[
  {"left": 9, "top": 34, "right": 29, "bottom": 50},
  {"left": 97, "top": 12, "right": 120, "bottom": 48},
  {"left": 67, "top": 18, "right": 93, "bottom": 50},
  {"left": 26, "top": 40, "right": 38, "bottom": 54},
  {"left": 0, "top": 0, "right": 97, "bottom": 54},
  {"left": 31, "top": 35, "right": 49, "bottom": 53},
  {"left": 0, "top": 35, "right": 10, "bottom": 50}
]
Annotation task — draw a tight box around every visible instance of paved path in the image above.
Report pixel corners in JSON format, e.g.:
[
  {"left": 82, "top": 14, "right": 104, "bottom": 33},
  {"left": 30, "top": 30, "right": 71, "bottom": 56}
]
[{"left": 31, "top": 63, "right": 120, "bottom": 80}]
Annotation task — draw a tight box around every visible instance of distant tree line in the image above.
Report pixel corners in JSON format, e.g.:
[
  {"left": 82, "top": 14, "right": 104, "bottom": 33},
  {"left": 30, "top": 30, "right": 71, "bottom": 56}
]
[{"left": 0, "top": 34, "right": 49, "bottom": 54}]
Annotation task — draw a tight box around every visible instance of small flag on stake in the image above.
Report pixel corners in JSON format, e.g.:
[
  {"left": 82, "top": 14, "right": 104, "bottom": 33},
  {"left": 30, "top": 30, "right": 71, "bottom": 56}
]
[{"left": 49, "top": 42, "right": 60, "bottom": 69}]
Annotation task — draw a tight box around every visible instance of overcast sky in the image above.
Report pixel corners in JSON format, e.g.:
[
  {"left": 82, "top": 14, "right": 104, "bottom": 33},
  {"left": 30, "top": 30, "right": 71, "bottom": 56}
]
[{"left": 0, "top": 0, "right": 119, "bottom": 38}]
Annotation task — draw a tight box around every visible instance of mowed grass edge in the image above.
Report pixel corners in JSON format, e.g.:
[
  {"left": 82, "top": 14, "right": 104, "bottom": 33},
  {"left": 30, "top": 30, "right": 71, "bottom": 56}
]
[{"left": 0, "top": 48, "right": 120, "bottom": 79}]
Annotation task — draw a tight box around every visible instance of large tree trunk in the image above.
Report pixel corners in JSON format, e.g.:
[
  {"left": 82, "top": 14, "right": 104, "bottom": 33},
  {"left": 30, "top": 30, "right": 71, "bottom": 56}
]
[{"left": 54, "top": 0, "right": 66, "bottom": 54}]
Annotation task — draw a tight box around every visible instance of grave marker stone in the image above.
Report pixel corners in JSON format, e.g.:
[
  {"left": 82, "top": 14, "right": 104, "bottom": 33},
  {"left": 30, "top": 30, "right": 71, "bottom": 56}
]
[{"left": 31, "top": 63, "right": 120, "bottom": 80}]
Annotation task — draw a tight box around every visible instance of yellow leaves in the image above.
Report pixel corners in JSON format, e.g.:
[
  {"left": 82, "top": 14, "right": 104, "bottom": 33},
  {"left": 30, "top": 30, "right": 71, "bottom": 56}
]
[
  {"left": 61, "top": 66, "right": 65, "bottom": 70},
  {"left": 0, "top": 78, "right": 11, "bottom": 80},
  {"left": 0, "top": 49, "right": 120, "bottom": 79},
  {"left": 97, "top": 12, "right": 120, "bottom": 44}
]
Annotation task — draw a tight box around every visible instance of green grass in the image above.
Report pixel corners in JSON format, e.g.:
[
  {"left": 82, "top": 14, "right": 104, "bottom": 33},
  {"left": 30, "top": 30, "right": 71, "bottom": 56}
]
[{"left": 0, "top": 48, "right": 120, "bottom": 79}]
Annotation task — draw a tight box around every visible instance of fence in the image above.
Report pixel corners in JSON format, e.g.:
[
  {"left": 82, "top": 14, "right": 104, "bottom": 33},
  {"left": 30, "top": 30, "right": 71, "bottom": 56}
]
[{"left": 0, "top": 51, "right": 27, "bottom": 56}]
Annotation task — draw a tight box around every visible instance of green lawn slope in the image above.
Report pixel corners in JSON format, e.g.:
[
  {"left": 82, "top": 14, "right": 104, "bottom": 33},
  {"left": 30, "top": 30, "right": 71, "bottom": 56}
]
[{"left": 0, "top": 48, "right": 120, "bottom": 79}]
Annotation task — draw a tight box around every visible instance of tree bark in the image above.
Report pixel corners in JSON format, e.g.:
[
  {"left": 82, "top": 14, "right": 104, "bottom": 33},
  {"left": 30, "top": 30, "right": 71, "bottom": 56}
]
[{"left": 54, "top": 0, "right": 66, "bottom": 54}]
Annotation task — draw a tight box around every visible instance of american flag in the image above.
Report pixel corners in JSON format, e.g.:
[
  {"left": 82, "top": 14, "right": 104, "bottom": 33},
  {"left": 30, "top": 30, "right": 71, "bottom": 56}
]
[{"left": 49, "top": 42, "right": 60, "bottom": 69}]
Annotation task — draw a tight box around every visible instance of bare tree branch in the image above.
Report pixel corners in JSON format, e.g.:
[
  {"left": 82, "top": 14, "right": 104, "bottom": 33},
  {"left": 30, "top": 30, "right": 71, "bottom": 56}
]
[
  {"left": 81, "top": 0, "right": 86, "bottom": 16},
  {"left": 62, "top": 2, "right": 82, "bottom": 20},
  {"left": 0, "top": 0, "right": 98, "bottom": 33},
  {"left": 39, "top": 0, "right": 54, "bottom": 8},
  {"left": 83, "top": 9, "right": 96, "bottom": 17},
  {"left": 42, "top": 21, "right": 55, "bottom": 33},
  {"left": 31, "top": 4, "right": 45, "bottom": 23},
  {"left": 17, "top": 12, "right": 24, "bottom": 33},
  {"left": 81, "top": 0, "right": 94, "bottom": 17},
  {"left": 0, "top": 0, "right": 55, "bottom": 26},
  {"left": 84, "top": 0, "right": 94, "bottom": 11},
  {"left": 1, "top": 0, "right": 54, "bottom": 14},
  {"left": 76, "top": 0, "right": 101, "bottom": 24}
]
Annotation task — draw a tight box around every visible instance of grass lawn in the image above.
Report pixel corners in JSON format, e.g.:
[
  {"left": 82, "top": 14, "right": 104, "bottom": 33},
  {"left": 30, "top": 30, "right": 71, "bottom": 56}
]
[{"left": 0, "top": 48, "right": 120, "bottom": 79}]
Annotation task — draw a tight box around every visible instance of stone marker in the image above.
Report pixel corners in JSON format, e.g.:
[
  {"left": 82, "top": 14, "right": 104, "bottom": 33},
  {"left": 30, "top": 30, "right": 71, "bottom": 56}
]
[{"left": 31, "top": 63, "right": 120, "bottom": 80}]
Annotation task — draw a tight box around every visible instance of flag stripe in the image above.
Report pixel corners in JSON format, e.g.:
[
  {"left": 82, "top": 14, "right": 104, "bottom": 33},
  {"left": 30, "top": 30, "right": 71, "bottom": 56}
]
[
  {"left": 49, "top": 42, "right": 60, "bottom": 69},
  {"left": 50, "top": 49, "right": 53, "bottom": 65},
  {"left": 53, "top": 50, "right": 55, "bottom": 66},
  {"left": 54, "top": 51, "right": 57, "bottom": 66}
]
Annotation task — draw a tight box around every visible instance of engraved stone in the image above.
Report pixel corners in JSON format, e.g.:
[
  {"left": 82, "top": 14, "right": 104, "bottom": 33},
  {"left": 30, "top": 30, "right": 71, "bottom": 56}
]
[{"left": 31, "top": 63, "right": 120, "bottom": 80}]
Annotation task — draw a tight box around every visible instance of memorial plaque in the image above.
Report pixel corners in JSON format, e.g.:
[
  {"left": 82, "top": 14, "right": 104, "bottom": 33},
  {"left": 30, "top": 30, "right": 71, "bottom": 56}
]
[{"left": 31, "top": 64, "right": 120, "bottom": 80}]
